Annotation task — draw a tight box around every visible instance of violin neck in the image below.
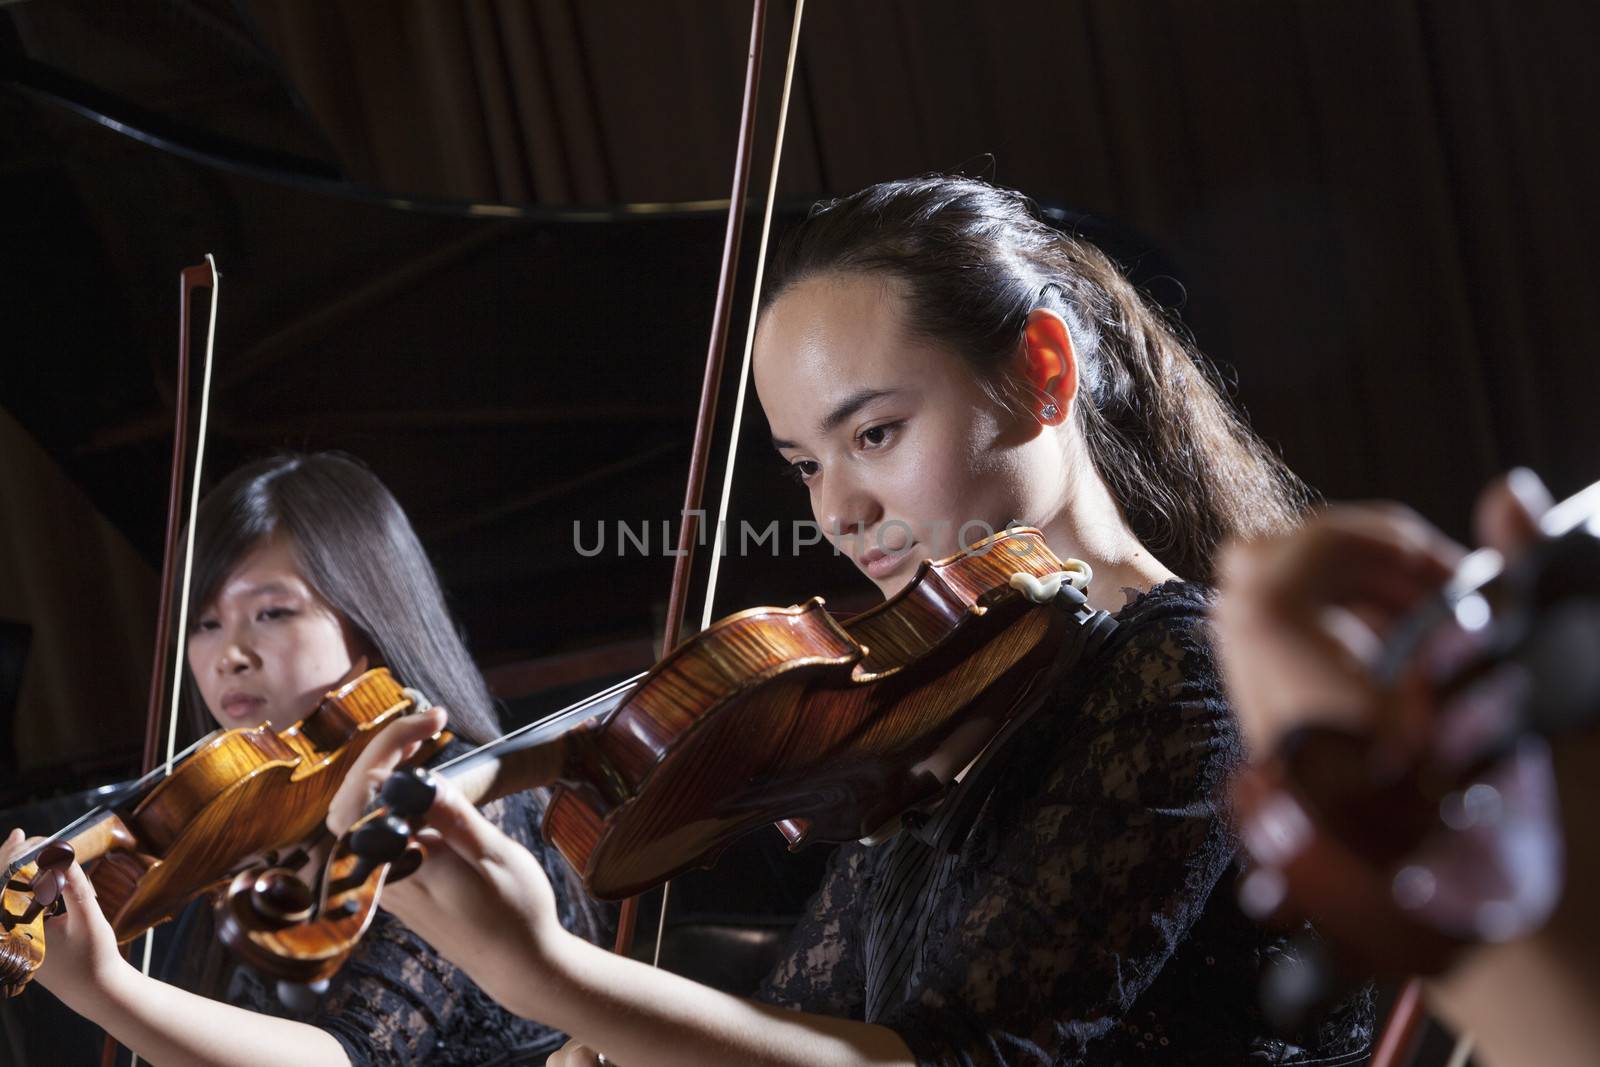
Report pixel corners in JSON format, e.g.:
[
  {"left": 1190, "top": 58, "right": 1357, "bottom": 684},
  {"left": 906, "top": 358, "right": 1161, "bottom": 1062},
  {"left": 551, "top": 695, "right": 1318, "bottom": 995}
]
[
  {"left": 7, "top": 808, "right": 137, "bottom": 879},
  {"left": 445, "top": 734, "right": 574, "bottom": 808},
  {"left": 433, "top": 673, "right": 639, "bottom": 808}
]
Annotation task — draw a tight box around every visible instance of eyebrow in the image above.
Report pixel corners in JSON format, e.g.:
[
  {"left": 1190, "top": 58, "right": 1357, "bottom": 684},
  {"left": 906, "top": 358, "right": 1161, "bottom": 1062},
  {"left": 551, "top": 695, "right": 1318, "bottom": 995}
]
[
  {"left": 240, "top": 581, "right": 298, "bottom": 597},
  {"left": 770, "top": 388, "right": 900, "bottom": 450}
]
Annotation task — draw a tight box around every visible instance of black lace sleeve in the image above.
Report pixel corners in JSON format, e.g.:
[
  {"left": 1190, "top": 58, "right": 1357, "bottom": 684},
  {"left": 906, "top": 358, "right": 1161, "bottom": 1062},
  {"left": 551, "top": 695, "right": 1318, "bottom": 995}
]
[
  {"left": 206, "top": 786, "right": 611, "bottom": 1067},
  {"left": 754, "top": 839, "right": 871, "bottom": 1018},
  {"left": 756, "top": 583, "right": 1371, "bottom": 1066}
]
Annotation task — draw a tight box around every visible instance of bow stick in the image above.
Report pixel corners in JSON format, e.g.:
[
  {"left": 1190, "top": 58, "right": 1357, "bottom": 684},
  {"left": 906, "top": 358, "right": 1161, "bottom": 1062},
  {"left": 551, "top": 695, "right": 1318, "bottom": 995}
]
[
  {"left": 103, "top": 255, "right": 220, "bottom": 1067},
  {"left": 622, "top": 0, "right": 808, "bottom": 969}
]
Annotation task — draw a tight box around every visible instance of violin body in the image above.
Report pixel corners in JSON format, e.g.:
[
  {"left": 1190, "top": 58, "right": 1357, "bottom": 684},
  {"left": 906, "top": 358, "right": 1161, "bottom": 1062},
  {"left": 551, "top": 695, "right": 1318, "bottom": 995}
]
[
  {"left": 547, "top": 528, "right": 1078, "bottom": 898},
  {"left": 221, "top": 529, "right": 1096, "bottom": 982},
  {"left": 0, "top": 668, "right": 443, "bottom": 995}
]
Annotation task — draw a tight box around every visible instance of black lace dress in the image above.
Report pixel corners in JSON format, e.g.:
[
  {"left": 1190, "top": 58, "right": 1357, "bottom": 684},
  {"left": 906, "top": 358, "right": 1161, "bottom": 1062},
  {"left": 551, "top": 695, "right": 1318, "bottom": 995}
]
[
  {"left": 755, "top": 582, "right": 1373, "bottom": 1066},
  {"left": 160, "top": 785, "right": 612, "bottom": 1066}
]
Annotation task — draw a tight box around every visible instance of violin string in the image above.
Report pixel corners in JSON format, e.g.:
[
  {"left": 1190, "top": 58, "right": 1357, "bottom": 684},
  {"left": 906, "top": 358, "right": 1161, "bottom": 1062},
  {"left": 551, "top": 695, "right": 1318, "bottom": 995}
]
[
  {"left": 4, "top": 732, "right": 217, "bottom": 879},
  {"left": 666, "top": 0, "right": 807, "bottom": 971},
  {"left": 430, "top": 671, "right": 647, "bottom": 778}
]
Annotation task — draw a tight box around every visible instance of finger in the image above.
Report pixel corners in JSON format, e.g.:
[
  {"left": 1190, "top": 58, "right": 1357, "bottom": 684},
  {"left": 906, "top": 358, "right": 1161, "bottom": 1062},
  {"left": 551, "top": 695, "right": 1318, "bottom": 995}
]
[
  {"left": 1, "top": 827, "right": 21, "bottom": 866},
  {"left": 55, "top": 861, "right": 97, "bottom": 918},
  {"left": 1224, "top": 508, "right": 1463, "bottom": 628},
  {"left": 1474, "top": 468, "right": 1551, "bottom": 558},
  {"left": 329, "top": 706, "right": 449, "bottom": 835},
  {"left": 417, "top": 776, "right": 518, "bottom": 868},
  {"left": 550, "top": 1039, "right": 605, "bottom": 1067}
]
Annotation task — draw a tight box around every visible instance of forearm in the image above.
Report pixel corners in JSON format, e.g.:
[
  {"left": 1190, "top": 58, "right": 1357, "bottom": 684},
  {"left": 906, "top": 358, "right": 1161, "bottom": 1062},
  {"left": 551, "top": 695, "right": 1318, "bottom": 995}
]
[
  {"left": 54, "top": 960, "right": 350, "bottom": 1067},
  {"left": 528, "top": 930, "right": 915, "bottom": 1067}
]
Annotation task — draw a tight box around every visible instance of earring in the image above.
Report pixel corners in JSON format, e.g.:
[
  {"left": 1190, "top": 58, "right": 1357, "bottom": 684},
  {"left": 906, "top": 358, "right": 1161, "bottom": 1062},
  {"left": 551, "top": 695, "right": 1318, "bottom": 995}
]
[{"left": 1039, "top": 402, "right": 1059, "bottom": 422}]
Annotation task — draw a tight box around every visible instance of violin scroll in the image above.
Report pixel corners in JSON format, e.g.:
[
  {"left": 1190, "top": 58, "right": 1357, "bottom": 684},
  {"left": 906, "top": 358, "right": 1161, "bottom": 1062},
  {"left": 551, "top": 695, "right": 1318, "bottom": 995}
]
[
  {"left": 0, "top": 842, "right": 75, "bottom": 997},
  {"left": 217, "top": 767, "right": 439, "bottom": 985}
]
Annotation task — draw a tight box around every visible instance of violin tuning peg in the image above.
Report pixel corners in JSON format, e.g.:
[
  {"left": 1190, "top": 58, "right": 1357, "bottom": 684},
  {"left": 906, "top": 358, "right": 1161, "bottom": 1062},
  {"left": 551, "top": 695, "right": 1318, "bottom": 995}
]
[
  {"left": 388, "top": 844, "right": 425, "bottom": 883},
  {"left": 35, "top": 843, "right": 74, "bottom": 872},
  {"left": 380, "top": 768, "right": 437, "bottom": 819},
  {"left": 246, "top": 869, "right": 315, "bottom": 928},
  {"left": 348, "top": 815, "right": 413, "bottom": 866}
]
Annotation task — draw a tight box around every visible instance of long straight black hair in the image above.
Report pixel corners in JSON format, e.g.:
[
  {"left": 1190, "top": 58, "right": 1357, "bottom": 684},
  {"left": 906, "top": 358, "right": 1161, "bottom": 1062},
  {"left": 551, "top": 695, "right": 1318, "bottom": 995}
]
[
  {"left": 762, "top": 175, "right": 1312, "bottom": 584},
  {"left": 181, "top": 452, "right": 500, "bottom": 743}
]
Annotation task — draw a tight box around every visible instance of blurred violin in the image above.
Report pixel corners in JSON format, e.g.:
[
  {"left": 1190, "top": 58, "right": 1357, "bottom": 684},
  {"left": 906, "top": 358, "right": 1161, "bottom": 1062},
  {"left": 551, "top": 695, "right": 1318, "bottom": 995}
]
[
  {"left": 0, "top": 667, "right": 446, "bottom": 997},
  {"left": 1231, "top": 477, "right": 1600, "bottom": 1014},
  {"left": 215, "top": 527, "right": 1119, "bottom": 985}
]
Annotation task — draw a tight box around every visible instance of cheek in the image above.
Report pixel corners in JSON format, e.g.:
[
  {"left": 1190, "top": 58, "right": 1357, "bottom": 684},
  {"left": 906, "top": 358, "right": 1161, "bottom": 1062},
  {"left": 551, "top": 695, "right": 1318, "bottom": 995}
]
[
  {"left": 904, "top": 414, "right": 1022, "bottom": 541},
  {"left": 297, "top": 619, "right": 357, "bottom": 674},
  {"left": 186, "top": 640, "right": 217, "bottom": 694}
]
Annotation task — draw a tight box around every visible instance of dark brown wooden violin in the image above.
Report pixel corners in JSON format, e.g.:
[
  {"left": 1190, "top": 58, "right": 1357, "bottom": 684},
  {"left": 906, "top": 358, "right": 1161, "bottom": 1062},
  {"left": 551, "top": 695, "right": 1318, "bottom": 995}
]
[
  {"left": 1229, "top": 477, "right": 1600, "bottom": 1044},
  {"left": 0, "top": 667, "right": 446, "bottom": 997},
  {"left": 216, "top": 527, "right": 1114, "bottom": 984}
]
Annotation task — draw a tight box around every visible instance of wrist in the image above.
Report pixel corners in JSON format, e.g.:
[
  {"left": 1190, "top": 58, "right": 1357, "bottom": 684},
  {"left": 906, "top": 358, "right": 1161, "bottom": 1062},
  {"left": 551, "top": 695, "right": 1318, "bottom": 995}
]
[
  {"left": 46, "top": 950, "right": 142, "bottom": 1019},
  {"left": 510, "top": 923, "right": 589, "bottom": 1020}
]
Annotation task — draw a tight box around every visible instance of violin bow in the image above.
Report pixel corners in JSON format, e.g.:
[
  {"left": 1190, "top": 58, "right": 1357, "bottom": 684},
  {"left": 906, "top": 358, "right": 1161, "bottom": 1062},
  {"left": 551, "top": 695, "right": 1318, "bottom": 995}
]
[
  {"left": 619, "top": 0, "right": 807, "bottom": 966},
  {"left": 105, "top": 255, "right": 220, "bottom": 1067}
]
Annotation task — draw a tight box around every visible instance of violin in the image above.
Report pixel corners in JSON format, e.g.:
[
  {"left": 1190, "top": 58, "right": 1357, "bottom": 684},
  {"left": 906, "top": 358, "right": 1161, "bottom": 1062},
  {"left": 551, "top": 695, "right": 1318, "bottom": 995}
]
[
  {"left": 0, "top": 667, "right": 446, "bottom": 997},
  {"left": 1229, "top": 477, "right": 1600, "bottom": 1012},
  {"left": 216, "top": 527, "right": 1115, "bottom": 985}
]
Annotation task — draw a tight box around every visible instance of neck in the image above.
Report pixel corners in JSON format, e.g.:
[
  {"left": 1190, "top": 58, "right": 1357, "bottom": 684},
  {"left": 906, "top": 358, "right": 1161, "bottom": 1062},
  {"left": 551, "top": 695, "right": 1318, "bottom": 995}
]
[{"left": 1034, "top": 454, "right": 1177, "bottom": 614}]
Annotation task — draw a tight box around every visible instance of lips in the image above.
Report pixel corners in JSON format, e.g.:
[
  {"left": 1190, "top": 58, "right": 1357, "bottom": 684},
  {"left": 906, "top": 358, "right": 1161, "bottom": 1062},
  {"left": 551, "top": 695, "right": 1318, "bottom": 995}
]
[
  {"left": 859, "top": 542, "right": 916, "bottom": 580},
  {"left": 218, "top": 691, "right": 268, "bottom": 721}
]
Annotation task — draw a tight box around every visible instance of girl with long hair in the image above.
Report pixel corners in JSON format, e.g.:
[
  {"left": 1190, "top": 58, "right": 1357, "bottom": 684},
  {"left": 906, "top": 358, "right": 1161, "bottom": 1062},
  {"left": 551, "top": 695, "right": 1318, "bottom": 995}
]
[{"left": 3, "top": 452, "right": 610, "bottom": 1065}]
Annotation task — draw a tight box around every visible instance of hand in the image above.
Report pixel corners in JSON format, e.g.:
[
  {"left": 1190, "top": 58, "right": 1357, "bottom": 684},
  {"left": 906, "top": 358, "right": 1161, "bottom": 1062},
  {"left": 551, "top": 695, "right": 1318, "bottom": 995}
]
[
  {"left": 1213, "top": 470, "right": 1554, "bottom": 757},
  {"left": 5, "top": 829, "right": 134, "bottom": 1009},
  {"left": 326, "top": 704, "right": 452, "bottom": 837},
  {"left": 549, "top": 1037, "right": 610, "bottom": 1066},
  {"left": 323, "top": 707, "right": 571, "bottom": 1017},
  {"left": 384, "top": 774, "right": 570, "bottom": 1016},
  {"left": 1214, "top": 502, "right": 1466, "bottom": 757},
  {"left": 1, "top": 826, "right": 33, "bottom": 872}
]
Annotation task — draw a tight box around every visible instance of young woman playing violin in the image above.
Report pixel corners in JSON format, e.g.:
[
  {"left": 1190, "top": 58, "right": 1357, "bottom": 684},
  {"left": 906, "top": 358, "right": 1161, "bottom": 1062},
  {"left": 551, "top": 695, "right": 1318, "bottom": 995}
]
[
  {"left": 325, "top": 176, "right": 1375, "bottom": 1066},
  {"left": 1, "top": 453, "right": 610, "bottom": 1065}
]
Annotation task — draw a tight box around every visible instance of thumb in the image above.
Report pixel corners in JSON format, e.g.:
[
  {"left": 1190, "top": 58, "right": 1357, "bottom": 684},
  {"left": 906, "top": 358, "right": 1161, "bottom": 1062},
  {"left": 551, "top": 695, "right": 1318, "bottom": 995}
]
[{"left": 329, "top": 706, "right": 449, "bottom": 835}]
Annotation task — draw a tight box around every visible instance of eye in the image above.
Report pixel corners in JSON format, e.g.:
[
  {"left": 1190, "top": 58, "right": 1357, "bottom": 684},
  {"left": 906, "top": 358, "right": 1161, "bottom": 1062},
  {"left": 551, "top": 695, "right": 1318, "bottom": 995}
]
[
  {"left": 191, "top": 617, "right": 220, "bottom": 634},
  {"left": 256, "top": 607, "right": 296, "bottom": 622},
  {"left": 784, "top": 459, "right": 820, "bottom": 485},
  {"left": 856, "top": 420, "right": 902, "bottom": 449}
]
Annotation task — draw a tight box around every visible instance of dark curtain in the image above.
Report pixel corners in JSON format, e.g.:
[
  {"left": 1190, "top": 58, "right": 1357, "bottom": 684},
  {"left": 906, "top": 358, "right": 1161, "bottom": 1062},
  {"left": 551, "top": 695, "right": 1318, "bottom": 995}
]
[{"left": 244, "top": 0, "right": 1600, "bottom": 529}]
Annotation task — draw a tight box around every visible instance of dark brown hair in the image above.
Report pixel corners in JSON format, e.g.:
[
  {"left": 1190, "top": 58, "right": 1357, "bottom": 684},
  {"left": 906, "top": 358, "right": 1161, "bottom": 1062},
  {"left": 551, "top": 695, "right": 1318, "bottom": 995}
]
[
  {"left": 182, "top": 452, "right": 500, "bottom": 743},
  {"left": 762, "top": 175, "right": 1311, "bottom": 583}
]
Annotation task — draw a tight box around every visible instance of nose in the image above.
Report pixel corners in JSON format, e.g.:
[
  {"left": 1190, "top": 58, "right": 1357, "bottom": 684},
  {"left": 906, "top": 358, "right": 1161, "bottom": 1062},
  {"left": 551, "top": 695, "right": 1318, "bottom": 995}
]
[
  {"left": 818, "top": 466, "right": 882, "bottom": 547},
  {"left": 213, "top": 629, "right": 257, "bottom": 675}
]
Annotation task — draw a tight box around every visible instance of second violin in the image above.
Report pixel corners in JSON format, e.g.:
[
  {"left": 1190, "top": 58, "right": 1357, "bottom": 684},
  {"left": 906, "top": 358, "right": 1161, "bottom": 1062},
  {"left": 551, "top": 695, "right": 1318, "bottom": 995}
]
[{"left": 0, "top": 667, "right": 443, "bottom": 997}]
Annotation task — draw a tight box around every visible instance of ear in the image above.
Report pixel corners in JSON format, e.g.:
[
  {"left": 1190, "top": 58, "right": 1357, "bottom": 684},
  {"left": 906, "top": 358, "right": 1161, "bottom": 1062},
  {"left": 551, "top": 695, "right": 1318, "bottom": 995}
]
[{"left": 1019, "top": 308, "right": 1078, "bottom": 426}]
